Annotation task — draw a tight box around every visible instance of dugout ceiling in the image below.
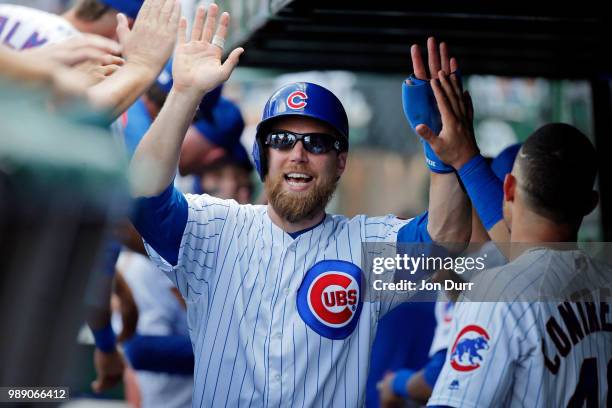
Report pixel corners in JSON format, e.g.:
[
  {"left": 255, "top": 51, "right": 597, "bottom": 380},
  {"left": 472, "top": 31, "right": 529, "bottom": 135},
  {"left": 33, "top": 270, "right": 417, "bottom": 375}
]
[{"left": 225, "top": 0, "right": 612, "bottom": 79}]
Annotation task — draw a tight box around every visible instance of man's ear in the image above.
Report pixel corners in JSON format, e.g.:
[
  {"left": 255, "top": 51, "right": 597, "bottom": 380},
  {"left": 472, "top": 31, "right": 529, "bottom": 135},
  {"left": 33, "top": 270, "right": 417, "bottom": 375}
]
[
  {"left": 336, "top": 151, "right": 348, "bottom": 178},
  {"left": 503, "top": 173, "right": 516, "bottom": 203}
]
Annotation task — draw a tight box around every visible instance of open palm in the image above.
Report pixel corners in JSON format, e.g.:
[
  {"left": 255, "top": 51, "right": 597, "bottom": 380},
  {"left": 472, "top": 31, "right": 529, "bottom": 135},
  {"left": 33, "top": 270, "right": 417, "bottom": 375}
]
[{"left": 173, "top": 4, "right": 243, "bottom": 95}]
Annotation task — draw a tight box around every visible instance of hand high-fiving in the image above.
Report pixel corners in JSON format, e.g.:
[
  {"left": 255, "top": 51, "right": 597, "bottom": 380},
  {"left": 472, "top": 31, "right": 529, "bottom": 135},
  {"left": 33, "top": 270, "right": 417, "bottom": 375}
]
[
  {"left": 116, "top": 0, "right": 181, "bottom": 75},
  {"left": 412, "top": 37, "right": 478, "bottom": 170},
  {"left": 172, "top": 4, "right": 244, "bottom": 96}
]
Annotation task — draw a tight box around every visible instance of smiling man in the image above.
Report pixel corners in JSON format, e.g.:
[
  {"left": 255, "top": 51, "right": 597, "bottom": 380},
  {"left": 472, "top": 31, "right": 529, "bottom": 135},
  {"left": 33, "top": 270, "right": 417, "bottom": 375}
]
[{"left": 129, "top": 4, "right": 471, "bottom": 406}]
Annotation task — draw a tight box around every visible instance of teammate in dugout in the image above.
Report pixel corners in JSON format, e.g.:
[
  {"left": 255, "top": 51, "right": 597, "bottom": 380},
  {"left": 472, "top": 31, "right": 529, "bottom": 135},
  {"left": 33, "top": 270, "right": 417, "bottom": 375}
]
[
  {"left": 377, "top": 144, "right": 520, "bottom": 407},
  {"left": 414, "top": 65, "right": 611, "bottom": 405},
  {"left": 129, "top": 5, "right": 473, "bottom": 406}
]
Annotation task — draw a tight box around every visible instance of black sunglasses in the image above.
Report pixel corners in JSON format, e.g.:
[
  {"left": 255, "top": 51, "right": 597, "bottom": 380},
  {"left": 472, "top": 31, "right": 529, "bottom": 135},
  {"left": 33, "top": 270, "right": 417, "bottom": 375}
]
[{"left": 264, "top": 130, "right": 343, "bottom": 154}]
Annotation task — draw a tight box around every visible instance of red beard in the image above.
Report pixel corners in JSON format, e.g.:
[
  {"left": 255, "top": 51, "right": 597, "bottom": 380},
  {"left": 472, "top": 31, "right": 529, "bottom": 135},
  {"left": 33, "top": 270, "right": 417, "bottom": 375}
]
[{"left": 264, "top": 166, "right": 337, "bottom": 223}]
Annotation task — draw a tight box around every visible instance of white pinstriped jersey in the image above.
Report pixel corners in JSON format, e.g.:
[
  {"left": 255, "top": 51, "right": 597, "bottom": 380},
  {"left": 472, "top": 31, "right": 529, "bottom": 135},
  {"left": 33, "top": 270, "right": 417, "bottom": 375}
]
[
  {"left": 144, "top": 194, "right": 411, "bottom": 407},
  {"left": 429, "top": 292, "right": 454, "bottom": 356},
  {"left": 429, "top": 247, "right": 612, "bottom": 407},
  {"left": 0, "top": 4, "right": 77, "bottom": 49},
  {"left": 429, "top": 241, "right": 507, "bottom": 357}
]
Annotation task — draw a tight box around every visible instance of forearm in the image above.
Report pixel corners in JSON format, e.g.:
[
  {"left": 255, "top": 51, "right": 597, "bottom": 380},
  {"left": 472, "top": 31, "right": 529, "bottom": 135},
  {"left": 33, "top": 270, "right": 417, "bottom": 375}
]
[
  {"left": 406, "top": 370, "right": 433, "bottom": 404},
  {"left": 129, "top": 88, "right": 203, "bottom": 197},
  {"left": 0, "top": 46, "right": 54, "bottom": 84},
  {"left": 87, "top": 62, "right": 158, "bottom": 119},
  {"left": 456, "top": 154, "right": 510, "bottom": 243},
  {"left": 124, "top": 334, "right": 194, "bottom": 375},
  {"left": 427, "top": 172, "right": 471, "bottom": 246}
]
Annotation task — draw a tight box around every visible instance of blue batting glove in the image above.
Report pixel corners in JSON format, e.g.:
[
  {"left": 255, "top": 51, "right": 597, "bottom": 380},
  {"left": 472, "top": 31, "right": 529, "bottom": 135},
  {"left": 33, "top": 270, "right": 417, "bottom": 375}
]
[{"left": 402, "top": 74, "right": 454, "bottom": 173}]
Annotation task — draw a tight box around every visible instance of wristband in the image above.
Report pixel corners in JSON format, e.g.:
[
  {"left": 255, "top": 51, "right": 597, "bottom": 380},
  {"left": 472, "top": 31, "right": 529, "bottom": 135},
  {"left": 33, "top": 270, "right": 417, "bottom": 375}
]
[
  {"left": 457, "top": 154, "right": 504, "bottom": 229},
  {"left": 402, "top": 75, "right": 453, "bottom": 173},
  {"left": 92, "top": 322, "right": 116, "bottom": 353},
  {"left": 391, "top": 369, "right": 415, "bottom": 398}
]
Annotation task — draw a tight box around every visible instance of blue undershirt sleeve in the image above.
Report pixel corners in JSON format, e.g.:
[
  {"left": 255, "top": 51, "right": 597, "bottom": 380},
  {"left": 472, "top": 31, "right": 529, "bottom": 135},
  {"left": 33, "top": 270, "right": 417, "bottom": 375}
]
[
  {"left": 396, "top": 211, "right": 432, "bottom": 244},
  {"left": 423, "top": 348, "right": 447, "bottom": 388},
  {"left": 130, "top": 183, "right": 188, "bottom": 266},
  {"left": 123, "top": 334, "right": 194, "bottom": 375}
]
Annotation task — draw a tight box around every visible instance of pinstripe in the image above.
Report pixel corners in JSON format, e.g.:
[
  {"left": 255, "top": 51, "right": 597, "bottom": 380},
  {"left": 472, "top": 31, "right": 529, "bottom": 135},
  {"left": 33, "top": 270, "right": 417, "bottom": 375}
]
[
  {"left": 245, "top": 221, "right": 274, "bottom": 408},
  {"left": 470, "top": 272, "right": 542, "bottom": 406},
  {"left": 264, "top": 232, "right": 286, "bottom": 408},
  {"left": 223, "top": 220, "right": 266, "bottom": 407},
  {"left": 198, "top": 215, "right": 242, "bottom": 403},
  {"left": 430, "top": 248, "right": 612, "bottom": 408},
  {"left": 302, "top": 326, "right": 309, "bottom": 408},
  {"left": 210, "top": 215, "right": 258, "bottom": 403},
  {"left": 292, "top": 323, "right": 296, "bottom": 408},
  {"left": 144, "top": 195, "right": 412, "bottom": 407}
]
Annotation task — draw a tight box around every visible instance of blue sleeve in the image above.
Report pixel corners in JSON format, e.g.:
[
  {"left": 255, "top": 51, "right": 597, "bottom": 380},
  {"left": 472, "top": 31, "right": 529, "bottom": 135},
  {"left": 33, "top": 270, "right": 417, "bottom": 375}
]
[
  {"left": 396, "top": 211, "right": 432, "bottom": 244},
  {"left": 96, "top": 238, "right": 121, "bottom": 276},
  {"left": 130, "top": 183, "right": 188, "bottom": 266},
  {"left": 457, "top": 155, "right": 504, "bottom": 230},
  {"left": 122, "top": 100, "right": 152, "bottom": 159},
  {"left": 395, "top": 211, "right": 448, "bottom": 297},
  {"left": 423, "top": 348, "right": 447, "bottom": 388},
  {"left": 123, "top": 334, "right": 194, "bottom": 375}
]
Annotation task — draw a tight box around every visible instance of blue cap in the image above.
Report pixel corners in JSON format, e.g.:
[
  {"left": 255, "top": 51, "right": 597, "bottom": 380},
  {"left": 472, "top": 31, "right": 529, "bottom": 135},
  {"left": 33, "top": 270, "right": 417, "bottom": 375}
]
[
  {"left": 154, "top": 60, "right": 174, "bottom": 93},
  {"left": 491, "top": 143, "right": 522, "bottom": 181},
  {"left": 256, "top": 82, "right": 349, "bottom": 144},
  {"left": 154, "top": 59, "right": 223, "bottom": 118},
  {"left": 193, "top": 97, "right": 244, "bottom": 150},
  {"left": 99, "top": 0, "right": 143, "bottom": 19},
  {"left": 230, "top": 142, "right": 253, "bottom": 172}
]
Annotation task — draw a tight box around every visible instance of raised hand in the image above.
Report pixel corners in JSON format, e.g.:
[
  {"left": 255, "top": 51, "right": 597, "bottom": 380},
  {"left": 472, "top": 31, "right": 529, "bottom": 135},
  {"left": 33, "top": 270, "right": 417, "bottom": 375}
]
[
  {"left": 411, "top": 37, "right": 457, "bottom": 81},
  {"left": 21, "top": 34, "right": 122, "bottom": 67},
  {"left": 409, "top": 37, "right": 477, "bottom": 169},
  {"left": 417, "top": 69, "right": 478, "bottom": 169},
  {"left": 116, "top": 0, "right": 181, "bottom": 75},
  {"left": 172, "top": 4, "right": 243, "bottom": 96}
]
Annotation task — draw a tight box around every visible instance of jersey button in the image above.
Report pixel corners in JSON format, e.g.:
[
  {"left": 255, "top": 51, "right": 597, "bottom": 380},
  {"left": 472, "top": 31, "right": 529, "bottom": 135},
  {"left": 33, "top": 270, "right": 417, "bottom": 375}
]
[
  {"left": 283, "top": 288, "right": 291, "bottom": 295},
  {"left": 274, "top": 374, "right": 281, "bottom": 382},
  {"left": 274, "top": 332, "right": 282, "bottom": 339}
]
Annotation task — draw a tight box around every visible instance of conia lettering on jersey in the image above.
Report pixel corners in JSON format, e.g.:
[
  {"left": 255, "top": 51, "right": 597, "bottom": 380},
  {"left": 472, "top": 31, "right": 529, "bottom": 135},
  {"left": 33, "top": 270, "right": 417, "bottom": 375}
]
[{"left": 542, "top": 301, "right": 612, "bottom": 374}]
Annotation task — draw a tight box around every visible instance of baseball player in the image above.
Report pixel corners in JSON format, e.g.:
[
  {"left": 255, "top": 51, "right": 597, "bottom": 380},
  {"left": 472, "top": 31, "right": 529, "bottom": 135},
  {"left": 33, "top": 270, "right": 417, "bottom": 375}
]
[
  {"left": 377, "top": 144, "right": 522, "bottom": 407},
  {"left": 128, "top": 4, "right": 472, "bottom": 406},
  {"left": 0, "top": 0, "right": 142, "bottom": 49},
  {"left": 420, "top": 68, "right": 611, "bottom": 406},
  {"left": 1, "top": 0, "right": 184, "bottom": 121}
]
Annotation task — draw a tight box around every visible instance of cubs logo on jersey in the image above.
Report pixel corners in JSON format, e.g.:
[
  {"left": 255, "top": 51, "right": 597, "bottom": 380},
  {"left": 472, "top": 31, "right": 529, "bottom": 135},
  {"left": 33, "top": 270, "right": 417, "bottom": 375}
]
[
  {"left": 450, "top": 324, "right": 490, "bottom": 372},
  {"left": 286, "top": 90, "right": 308, "bottom": 110},
  {"left": 297, "top": 260, "right": 363, "bottom": 339}
]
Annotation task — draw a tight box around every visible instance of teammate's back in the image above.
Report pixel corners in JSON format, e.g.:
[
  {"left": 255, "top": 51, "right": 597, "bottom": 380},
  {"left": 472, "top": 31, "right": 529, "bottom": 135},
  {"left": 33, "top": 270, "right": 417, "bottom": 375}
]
[
  {"left": 432, "top": 246, "right": 611, "bottom": 407},
  {"left": 428, "top": 123, "right": 609, "bottom": 407}
]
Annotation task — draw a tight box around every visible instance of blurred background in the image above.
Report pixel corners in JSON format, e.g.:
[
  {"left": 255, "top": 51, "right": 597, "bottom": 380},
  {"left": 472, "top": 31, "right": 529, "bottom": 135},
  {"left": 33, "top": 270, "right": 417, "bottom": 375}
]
[
  {"left": 3, "top": 0, "right": 606, "bottom": 242},
  {"left": 1, "top": 0, "right": 611, "bottom": 406}
]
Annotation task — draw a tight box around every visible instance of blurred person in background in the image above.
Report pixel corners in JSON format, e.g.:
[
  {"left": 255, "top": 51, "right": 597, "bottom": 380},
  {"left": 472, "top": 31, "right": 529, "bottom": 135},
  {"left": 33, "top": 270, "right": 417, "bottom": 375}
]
[
  {"left": 0, "top": 0, "right": 143, "bottom": 48},
  {"left": 1, "top": 0, "right": 183, "bottom": 397}
]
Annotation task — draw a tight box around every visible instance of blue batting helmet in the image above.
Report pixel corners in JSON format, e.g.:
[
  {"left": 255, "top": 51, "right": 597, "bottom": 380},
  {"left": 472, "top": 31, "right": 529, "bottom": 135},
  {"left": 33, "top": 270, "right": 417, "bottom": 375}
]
[
  {"left": 252, "top": 82, "right": 349, "bottom": 181},
  {"left": 99, "top": 0, "right": 143, "bottom": 19}
]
